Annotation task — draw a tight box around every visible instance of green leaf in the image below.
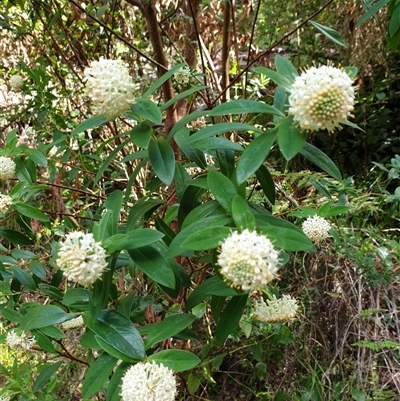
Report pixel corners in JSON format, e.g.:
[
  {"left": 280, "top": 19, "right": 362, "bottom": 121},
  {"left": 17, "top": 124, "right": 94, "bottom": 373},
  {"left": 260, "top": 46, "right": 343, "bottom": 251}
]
[
  {"left": 138, "top": 314, "right": 196, "bottom": 349},
  {"left": 128, "top": 245, "right": 175, "bottom": 288},
  {"left": 236, "top": 131, "right": 276, "bottom": 184},
  {"left": 181, "top": 226, "right": 232, "bottom": 251},
  {"left": 278, "top": 116, "right": 305, "bottom": 161},
  {"left": 72, "top": 115, "right": 107, "bottom": 135},
  {"left": 309, "top": 21, "right": 346, "bottom": 47},
  {"left": 10, "top": 267, "right": 36, "bottom": 290},
  {"left": 0, "top": 229, "right": 31, "bottom": 245},
  {"left": 259, "top": 226, "right": 316, "bottom": 252},
  {"left": 185, "top": 276, "right": 238, "bottom": 311},
  {"left": 14, "top": 203, "right": 49, "bottom": 222},
  {"left": 274, "top": 54, "right": 298, "bottom": 80},
  {"left": 231, "top": 196, "right": 256, "bottom": 230},
  {"left": 63, "top": 288, "right": 90, "bottom": 307},
  {"left": 181, "top": 200, "right": 220, "bottom": 230},
  {"left": 207, "top": 171, "right": 238, "bottom": 213},
  {"left": 130, "top": 99, "right": 162, "bottom": 124},
  {"left": 32, "top": 361, "right": 62, "bottom": 394},
  {"left": 168, "top": 110, "right": 210, "bottom": 141},
  {"left": 103, "top": 229, "right": 164, "bottom": 254},
  {"left": 129, "top": 121, "right": 152, "bottom": 149},
  {"left": 148, "top": 349, "right": 200, "bottom": 372},
  {"left": 104, "top": 190, "right": 124, "bottom": 237},
  {"left": 19, "top": 305, "right": 70, "bottom": 330},
  {"left": 252, "top": 67, "right": 292, "bottom": 91},
  {"left": 24, "top": 148, "right": 47, "bottom": 167},
  {"left": 106, "top": 362, "right": 131, "bottom": 401},
  {"left": 148, "top": 137, "right": 175, "bottom": 185},
  {"left": 216, "top": 294, "right": 248, "bottom": 345},
  {"left": 31, "top": 329, "right": 56, "bottom": 353},
  {"left": 255, "top": 164, "right": 276, "bottom": 205},
  {"left": 182, "top": 123, "right": 261, "bottom": 146},
  {"left": 82, "top": 353, "right": 117, "bottom": 399},
  {"left": 143, "top": 64, "right": 185, "bottom": 98},
  {"left": 357, "top": 0, "right": 390, "bottom": 25},
  {"left": 167, "top": 215, "right": 232, "bottom": 258},
  {"left": 389, "top": 3, "right": 400, "bottom": 37},
  {"left": 161, "top": 85, "right": 208, "bottom": 111},
  {"left": 208, "top": 99, "right": 284, "bottom": 118},
  {"left": 351, "top": 389, "right": 366, "bottom": 401},
  {"left": 193, "top": 137, "right": 244, "bottom": 152},
  {"left": 300, "top": 142, "right": 342, "bottom": 181},
  {"left": 83, "top": 309, "right": 145, "bottom": 361}
]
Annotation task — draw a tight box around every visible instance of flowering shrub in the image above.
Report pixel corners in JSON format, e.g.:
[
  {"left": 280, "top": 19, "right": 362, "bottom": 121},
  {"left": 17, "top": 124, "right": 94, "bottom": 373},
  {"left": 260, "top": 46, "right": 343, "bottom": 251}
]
[{"left": 1, "top": 5, "right": 385, "bottom": 398}]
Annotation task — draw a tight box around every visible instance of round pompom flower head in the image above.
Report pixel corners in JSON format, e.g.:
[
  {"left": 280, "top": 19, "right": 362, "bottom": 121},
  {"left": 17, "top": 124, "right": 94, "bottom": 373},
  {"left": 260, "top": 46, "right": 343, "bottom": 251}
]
[
  {"left": 0, "top": 156, "right": 16, "bottom": 180},
  {"left": 253, "top": 294, "right": 299, "bottom": 323},
  {"left": 84, "top": 58, "right": 136, "bottom": 119},
  {"left": 0, "top": 193, "right": 13, "bottom": 213},
  {"left": 6, "top": 330, "right": 36, "bottom": 350},
  {"left": 56, "top": 231, "right": 108, "bottom": 286},
  {"left": 302, "top": 215, "right": 331, "bottom": 243},
  {"left": 217, "top": 229, "right": 280, "bottom": 291},
  {"left": 120, "top": 361, "right": 177, "bottom": 401},
  {"left": 288, "top": 65, "right": 355, "bottom": 132},
  {"left": 9, "top": 75, "right": 24, "bottom": 91},
  {"left": 173, "top": 66, "right": 191, "bottom": 86}
]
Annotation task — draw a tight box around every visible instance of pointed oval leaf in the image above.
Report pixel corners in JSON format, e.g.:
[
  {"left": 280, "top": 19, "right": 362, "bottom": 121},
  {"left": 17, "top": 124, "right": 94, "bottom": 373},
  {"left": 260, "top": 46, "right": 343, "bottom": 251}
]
[
  {"left": 148, "top": 349, "right": 200, "bottom": 372},
  {"left": 103, "top": 229, "right": 164, "bottom": 254},
  {"left": 300, "top": 142, "right": 342, "bottom": 181},
  {"left": 208, "top": 99, "right": 284, "bottom": 118},
  {"left": 207, "top": 171, "right": 238, "bottom": 213},
  {"left": 129, "top": 121, "right": 152, "bottom": 149},
  {"left": 182, "top": 123, "right": 261, "bottom": 146},
  {"left": 216, "top": 294, "right": 248, "bottom": 345},
  {"left": 252, "top": 67, "right": 292, "bottom": 91},
  {"left": 275, "top": 54, "right": 299, "bottom": 80},
  {"left": 309, "top": 20, "right": 346, "bottom": 47},
  {"left": 82, "top": 353, "right": 117, "bottom": 399},
  {"left": 20, "top": 305, "right": 70, "bottom": 330},
  {"left": 148, "top": 137, "right": 175, "bottom": 185},
  {"left": 255, "top": 164, "right": 276, "bottom": 205},
  {"left": 24, "top": 148, "right": 47, "bottom": 167},
  {"left": 236, "top": 131, "right": 277, "bottom": 184},
  {"left": 181, "top": 226, "right": 232, "bottom": 251},
  {"left": 138, "top": 313, "right": 196, "bottom": 349},
  {"left": 83, "top": 309, "right": 145, "bottom": 361},
  {"left": 130, "top": 99, "right": 162, "bottom": 124},
  {"left": 72, "top": 115, "right": 107, "bottom": 135},
  {"left": 32, "top": 361, "right": 63, "bottom": 394},
  {"left": 231, "top": 195, "right": 256, "bottom": 230},
  {"left": 14, "top": 203, "right": 49, "bottom": 222},
  {"left": 278, "top": 116, "right": 306, "bottom": 161},
  {"left": 128, "top": 245, "right": 175, "bottom": 288},
  {"left": 259, "top": 226, "right": 316, "bottom": 252}
]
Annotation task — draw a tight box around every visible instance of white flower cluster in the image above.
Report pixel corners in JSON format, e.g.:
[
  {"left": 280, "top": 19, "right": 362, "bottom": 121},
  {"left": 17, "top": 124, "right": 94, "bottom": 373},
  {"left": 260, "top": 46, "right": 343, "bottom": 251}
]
[
  {"left": 218, "top": 229, "right": 280, "bottom": 291},
  {"left": 120, "top": 361, "right": 177, "bottom": 401},
  {"left": 9, "top": 75, "right": 24, "bottom": 91},
  {"left": 0, "top": 193, "right": 13, "bottom": 213},
  {"left": 0, "top": 156, "right": 16, "bottom": 180},
  {"left": 253, "top": 294, "right": 299, "bottom": 323},
  {"left": 84, "top": 58, "right": 136, "bottom": 119},
  {"left": 56, "top": 231, "right": 108, "bottom": 286},
  {"left": 61, "top": 315, "right": 84, "bottom": 330},
  {"left": 302, "top": 215, "right": 331, "bottom": 243},
  {"left": 288, "top": 65, "right": 355, "bottom": 132},
  {"left": 6, "top": 330, "right": 36, "bottom": 350},
  {"left": 0, "top": 395, "right": 10, "bottom": 401},
  {"left": 173, "top": 66, "right": 191, "bottom": 86}
]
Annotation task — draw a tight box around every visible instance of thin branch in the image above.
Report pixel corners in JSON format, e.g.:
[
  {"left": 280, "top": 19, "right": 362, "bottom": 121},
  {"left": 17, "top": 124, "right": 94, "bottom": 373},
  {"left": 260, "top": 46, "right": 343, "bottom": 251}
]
[{"left": 212, "top": 0, "right": 335, "bottom": 106}]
